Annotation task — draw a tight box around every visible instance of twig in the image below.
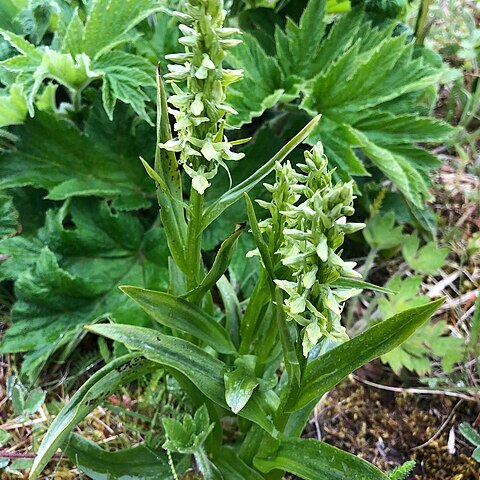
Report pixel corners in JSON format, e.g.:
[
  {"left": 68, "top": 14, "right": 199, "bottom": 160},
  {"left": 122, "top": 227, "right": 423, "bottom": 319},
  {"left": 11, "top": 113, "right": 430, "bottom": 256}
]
[
  {"left": 411, "top": 400, "right": 463, "bottom": 451},
  {"left": 352, "top": 374, "right": 478, "bottom": 402}
]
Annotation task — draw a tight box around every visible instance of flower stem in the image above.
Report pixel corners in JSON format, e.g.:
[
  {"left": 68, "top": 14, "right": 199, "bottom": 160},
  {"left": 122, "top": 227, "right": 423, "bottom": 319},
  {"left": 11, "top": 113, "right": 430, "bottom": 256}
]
[{"left": 186, "top": 187, "right": 204, "bottom": 293}]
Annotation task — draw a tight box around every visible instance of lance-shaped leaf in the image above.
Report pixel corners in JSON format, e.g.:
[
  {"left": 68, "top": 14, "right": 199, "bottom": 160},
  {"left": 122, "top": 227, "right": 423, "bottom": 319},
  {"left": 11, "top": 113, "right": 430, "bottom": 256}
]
[
  {"left": 153, "top": 69, "right": 188, "bottom": 271},
  {"left": 201, "top": 115, "right": 321, "bottom": 230},
  {"left": 244, "top": 193, "right": 274, "bottom": 278},
  {"left": 64, "top": 433, "right": 178, "bottom": 480},
  {"left": 215, "top": 447, "right": 265, "bottom": 480},
  {"left": 217, "top": 275, "right": 241, "bottom": 349},
  {"left": 254, "top": 438, "right": 388, "bottom": 480},
  {"left": 291, "top": 298, "right": 445, "bottom": 410},
  {"left": 86, "top": 324, "right": 278, "bottom": 435},
  {"left": 29, "top": 354, "right": 157, "bottom": 480},
  {"left": 332, "top": 277, "right": 397, "bottom": 295},
  {"left": 275, "top": 288, "right": 301, "bottom": 414},
  {"left": 186, "top": 225, "right": 244, "bottom": 304},
  {"left": 119, "top": 286, "right": 236, "bottom": 354}
]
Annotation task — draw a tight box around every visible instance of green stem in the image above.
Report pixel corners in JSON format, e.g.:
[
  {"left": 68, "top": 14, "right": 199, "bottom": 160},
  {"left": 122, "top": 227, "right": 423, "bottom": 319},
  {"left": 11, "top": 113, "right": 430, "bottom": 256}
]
[
  {"left": 414, "top": 0, "right": 432, "bottom": 46},
  {"left": 186, "top": 187, "right": 204, "bottom": 293}
]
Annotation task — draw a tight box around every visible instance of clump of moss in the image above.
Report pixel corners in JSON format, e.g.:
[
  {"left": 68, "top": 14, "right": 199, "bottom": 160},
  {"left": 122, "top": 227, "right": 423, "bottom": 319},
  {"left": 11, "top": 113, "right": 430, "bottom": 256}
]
[{"left": 306, "top": 375, "right": 479, "bottom": 479}]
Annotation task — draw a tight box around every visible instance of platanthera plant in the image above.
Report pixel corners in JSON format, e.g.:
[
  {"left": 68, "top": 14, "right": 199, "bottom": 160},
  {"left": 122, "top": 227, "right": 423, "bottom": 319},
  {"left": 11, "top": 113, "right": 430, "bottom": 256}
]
[{"left": 29, "top": 1, "right": 444, "bottom": 479}]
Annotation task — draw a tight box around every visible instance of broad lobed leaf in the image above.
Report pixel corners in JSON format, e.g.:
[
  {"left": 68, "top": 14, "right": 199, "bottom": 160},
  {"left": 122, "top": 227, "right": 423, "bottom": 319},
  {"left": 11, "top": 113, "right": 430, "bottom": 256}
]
[
  {"left": 0, "top": 198, "right": 169, "bottom": 381},
  {"left": 227, "top": 1, "right": 455, "bottom": 206}
]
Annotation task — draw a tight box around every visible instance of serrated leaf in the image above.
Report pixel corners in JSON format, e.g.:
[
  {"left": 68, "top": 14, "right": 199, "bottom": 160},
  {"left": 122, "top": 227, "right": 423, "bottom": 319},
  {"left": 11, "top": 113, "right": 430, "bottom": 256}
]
[
  {"left": 402, "top": 234, "right": 449, "bottom": 275},
  {"left": 364, "top": 212, "right": 404, "bottom": 251},
  {"left": 163, "top": 404, "right": 214, "bottom": 454},
  {"left": 0, "top": 105, "right": 154, "bottom": 204},
  {"left": 254, "top": 437, "right": 388, "bottom": 479},
  {"left": 381, "top": 316, "right": 464, "bottom": 376},
  {"left": 292, "top": 298, "right": 445, "bottom": 410},
  {"left": 94, "top": 50, "right": 155, "bottom": 123},
  {"left": 32, "top": 49, "right": 99, "bottom": 101},
  {"left": 0, "top": 194, "right": 19, "bottom": 239},
  {"left": 0, "top": 84, "right": 27, "bottom": 128},
  {"left": 229, "top": 4, "right": 451, "bottom": 206},
  {"left": 0, "top": 198, "right": 169, "bottom": 381},
  {"left": 82, "top": 0, "right": 163, "bottom": 60},
  {"left": 378, "top": 275, "right": 464, "bottom": 375},
  {"left": 29, "top": 354, "right": 157, "bottom": 480},
  {"left": 226, "top": 33, "right": 284, "bottom": 128}
]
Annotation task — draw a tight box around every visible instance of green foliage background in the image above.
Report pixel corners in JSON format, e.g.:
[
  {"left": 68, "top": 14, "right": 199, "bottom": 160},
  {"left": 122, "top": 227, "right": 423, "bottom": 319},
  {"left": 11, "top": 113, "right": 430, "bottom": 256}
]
[{"left": 0, "top": 0, "right": 455, "bottom": 381}]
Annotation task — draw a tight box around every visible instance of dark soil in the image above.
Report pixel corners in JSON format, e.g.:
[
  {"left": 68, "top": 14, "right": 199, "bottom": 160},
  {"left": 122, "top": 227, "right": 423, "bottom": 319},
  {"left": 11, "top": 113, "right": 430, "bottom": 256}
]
[{"left": 301, "top": 369, "right": 480, "bottom": 480}]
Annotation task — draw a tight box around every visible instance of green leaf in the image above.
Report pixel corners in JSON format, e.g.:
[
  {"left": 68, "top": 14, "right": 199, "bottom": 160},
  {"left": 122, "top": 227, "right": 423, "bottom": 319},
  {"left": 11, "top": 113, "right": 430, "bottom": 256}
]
[
  {"left": 387, "top": 461, "right": 416, "bottom": 480},
  {"left": 31, "top": 49, "right": 99, "bottom": 101},
  {"left": 94, "top": 50, "right": 155, "bottom": 124},
  {"left": 275, "top": 288, "right": 301, "bottom": 413},
  {"left": 292, "top": 298, "right": 445, "bottom": 410},
  {"left": 202, "top": 114, "right": 321, "bottom": 229},
  {"left": 460, "top": 423, "right": 480, "bottom": 447},
  {"left": 0, "top": 198, "right": 169, "bottom": 380},
  {"left": 24, "top": 388, "right": 45, "bottom": 415},
  {"left": 254, "top": 437, "right": 388, "bottom": 479},
  {"left": 364, "top": 212, "right": 404, "bottom": 251},
  {"left": 381, "top": 318, "right": 465, "bottom": 376},
  {"left": 215, "top": 447, "right": 265, "bottom": 480},
  {"left": 0, "top": 106, "right": 154, "bottom": 204},
  {"left": 119, "top": 286, "right": 236, "bottom": 355},
  {"left": 162, "top": 404, "right": 214, "bottom": 454},
  {"left": 62, "top": 10, "right": 85, "bottom": 56},
  {"left": 0, "top": 84, "right": 27, "bottom": 128},
  {"left": 332, "top": 277, "right": 396, "bottom": 295},
  {"left": 29, "top": 354, "right": 157, "bottom": 480},
  {"left": 187, "top": 224, "right": 244, "bottom": 304},
  {"left": 402, "top": 234, "right": 449, "bottom": 275},
  {"left": 226, "top": 33, "right": 284, "bottom": 128},
  {"left": 244, "top": 193, "right": 274, "bottom": 278},
  {"left": 229, "top": 5, "right": 452, "bottom": 206},
  {"left": 82, "top": 0, "right": 163, "bottom": 60},
  {"left": 86, "top": 323, "right": 278, "bottom": 435},
  {"left": 65, "top": 434, "right": 174, "bottom": 480},
  {"left": 377, "top": 275, "right": 429, "bottom": 319},
  {"left": 0, "top": 429, "right": 11, "bottom": 448},
  {"left": 0, "top": 194, "right": 19, "bottom": 239},
  {"left": 276, "top": 0, "right": 329, "bottom": 79},
  {"left": 153, "top": 71, "right": 187, "bottom": 271},
  {"left": 217, "top": 275, "right": 242, "bottom": 348},
  {"left": 224, "top": 355, "right": 259, "bottom": 414}
]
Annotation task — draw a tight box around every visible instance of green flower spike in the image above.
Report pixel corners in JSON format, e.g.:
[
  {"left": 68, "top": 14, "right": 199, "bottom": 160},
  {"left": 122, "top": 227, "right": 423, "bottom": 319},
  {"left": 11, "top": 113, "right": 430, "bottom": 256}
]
[
  {"left": 160, "top": 0, "right": 245, "bottom": 194},
  {"left": 258, "top": 143, "right": 365, "bottom": 356}
]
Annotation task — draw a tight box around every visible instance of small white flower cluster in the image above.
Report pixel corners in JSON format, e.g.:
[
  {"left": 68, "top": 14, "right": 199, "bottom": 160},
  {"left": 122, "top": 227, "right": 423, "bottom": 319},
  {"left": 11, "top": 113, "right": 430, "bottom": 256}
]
[
  {"left": 159, "top": 0, "right": 245, "bottom": 194},
  {"left": 258, "top": 144, "right": 365, "bottom": 356}
]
